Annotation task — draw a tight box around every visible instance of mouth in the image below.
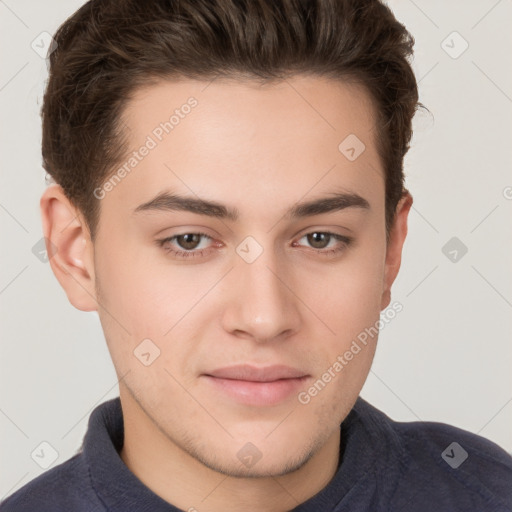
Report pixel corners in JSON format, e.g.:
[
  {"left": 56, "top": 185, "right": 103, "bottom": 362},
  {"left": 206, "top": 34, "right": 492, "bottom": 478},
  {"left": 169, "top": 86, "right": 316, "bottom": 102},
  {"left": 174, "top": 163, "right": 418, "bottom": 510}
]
[{"left": 202, "top": 364, "right": 310, "bottom": 407}]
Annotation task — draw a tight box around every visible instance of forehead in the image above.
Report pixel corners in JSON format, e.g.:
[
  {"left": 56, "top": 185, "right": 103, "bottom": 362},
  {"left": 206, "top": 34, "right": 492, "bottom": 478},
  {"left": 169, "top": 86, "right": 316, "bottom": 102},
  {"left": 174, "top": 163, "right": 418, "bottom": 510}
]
[
  {"left": 105, "top": 75, "right": 383, "bottom": 221},
  {"left": 121, "top": 75, "right": 378, "bottom": 150}
]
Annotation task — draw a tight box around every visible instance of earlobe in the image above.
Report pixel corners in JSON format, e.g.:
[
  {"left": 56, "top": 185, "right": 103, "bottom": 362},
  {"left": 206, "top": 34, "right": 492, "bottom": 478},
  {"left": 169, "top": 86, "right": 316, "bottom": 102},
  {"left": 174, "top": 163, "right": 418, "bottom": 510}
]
[
  {"left": 380, "top": 191, "right": 413, "bottom": 310},
  {"left": 40, "top": 184, "right": 98, "bottom": 312}
]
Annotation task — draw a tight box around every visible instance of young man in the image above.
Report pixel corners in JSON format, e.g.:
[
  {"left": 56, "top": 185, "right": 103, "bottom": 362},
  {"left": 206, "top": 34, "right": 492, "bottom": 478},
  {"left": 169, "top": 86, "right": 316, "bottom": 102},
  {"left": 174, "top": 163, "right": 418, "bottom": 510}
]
[{"left": 2, "top": 0, "right": 511, "bottom": 511}]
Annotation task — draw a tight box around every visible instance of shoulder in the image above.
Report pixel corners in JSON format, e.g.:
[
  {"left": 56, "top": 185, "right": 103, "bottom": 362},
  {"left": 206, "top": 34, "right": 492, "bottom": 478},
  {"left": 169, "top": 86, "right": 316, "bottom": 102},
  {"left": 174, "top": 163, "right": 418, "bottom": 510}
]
[
  {"left": 351, "top": 399, "right": 512, "bottom": 511},
  {"left": 0, "top": 452, "right": 104, "bottom": 512},
  {"left": 393, "top": 417, "right": 512, "bottom": 510}
]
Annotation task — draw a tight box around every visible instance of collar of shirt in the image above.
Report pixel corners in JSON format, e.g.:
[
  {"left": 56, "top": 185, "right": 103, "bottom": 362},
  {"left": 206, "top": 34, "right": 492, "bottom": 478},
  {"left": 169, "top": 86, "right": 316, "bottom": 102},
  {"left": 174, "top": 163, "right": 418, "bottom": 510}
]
[{"left": 82, "top": 396, "right": 407, "bottom": 511}]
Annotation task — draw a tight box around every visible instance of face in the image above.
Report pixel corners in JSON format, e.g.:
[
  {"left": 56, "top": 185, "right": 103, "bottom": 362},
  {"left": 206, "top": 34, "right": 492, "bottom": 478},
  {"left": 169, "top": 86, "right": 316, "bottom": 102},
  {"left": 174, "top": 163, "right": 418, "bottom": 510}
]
[{"left": 45, "top": 75, "right": 410, "bottom": 478}]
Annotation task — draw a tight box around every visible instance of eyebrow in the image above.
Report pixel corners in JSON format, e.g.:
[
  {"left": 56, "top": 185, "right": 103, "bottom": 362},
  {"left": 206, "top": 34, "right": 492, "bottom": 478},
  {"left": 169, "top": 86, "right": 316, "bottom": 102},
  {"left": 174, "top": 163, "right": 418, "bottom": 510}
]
[{"left": 133, "top": 190, "right": 370, "bottom": 220}]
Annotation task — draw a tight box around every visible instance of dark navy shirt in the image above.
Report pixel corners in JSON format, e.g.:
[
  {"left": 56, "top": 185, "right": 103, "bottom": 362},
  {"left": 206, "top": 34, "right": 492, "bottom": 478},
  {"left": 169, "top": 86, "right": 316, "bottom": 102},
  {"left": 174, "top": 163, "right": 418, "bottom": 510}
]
[{"left": 1, "top": 396, "right": 511, "bottom": 511}]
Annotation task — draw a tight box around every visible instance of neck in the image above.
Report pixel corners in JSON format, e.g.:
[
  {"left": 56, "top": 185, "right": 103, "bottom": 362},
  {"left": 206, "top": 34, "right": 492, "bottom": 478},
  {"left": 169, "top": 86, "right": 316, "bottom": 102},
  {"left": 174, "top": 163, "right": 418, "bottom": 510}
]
[{"left": 119, "top": 390, "right": 341, "bottom": 512}]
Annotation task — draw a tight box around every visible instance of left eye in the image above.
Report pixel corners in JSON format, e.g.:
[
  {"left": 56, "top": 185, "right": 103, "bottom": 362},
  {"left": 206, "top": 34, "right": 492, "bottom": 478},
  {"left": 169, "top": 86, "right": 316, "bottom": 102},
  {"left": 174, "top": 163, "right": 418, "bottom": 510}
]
[
  {"left": 300, "top": 232, "right": 338, "bottom": 249},
  {"left": 295, "top": 232, "right": 352, "bottom": 254},
  {"left": 157, "top": 231, "right": 352, "bottom": 259}
]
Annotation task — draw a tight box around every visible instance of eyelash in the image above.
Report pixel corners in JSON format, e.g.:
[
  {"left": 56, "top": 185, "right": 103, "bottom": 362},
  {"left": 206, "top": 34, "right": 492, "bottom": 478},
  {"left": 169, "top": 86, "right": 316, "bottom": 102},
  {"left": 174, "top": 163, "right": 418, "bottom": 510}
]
[{"left": 157, "top": 231, "right": 353, "bottom": 259}]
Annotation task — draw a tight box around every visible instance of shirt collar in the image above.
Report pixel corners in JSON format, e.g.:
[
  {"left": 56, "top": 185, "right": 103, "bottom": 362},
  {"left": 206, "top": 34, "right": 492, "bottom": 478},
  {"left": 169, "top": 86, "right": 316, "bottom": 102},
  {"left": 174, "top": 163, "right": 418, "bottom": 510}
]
[
  {"left": 83, "top": 397, "right": 181, "bottom": 511},
  {"left": 83, "top": 396, "right": 404, "bottom": 511}
]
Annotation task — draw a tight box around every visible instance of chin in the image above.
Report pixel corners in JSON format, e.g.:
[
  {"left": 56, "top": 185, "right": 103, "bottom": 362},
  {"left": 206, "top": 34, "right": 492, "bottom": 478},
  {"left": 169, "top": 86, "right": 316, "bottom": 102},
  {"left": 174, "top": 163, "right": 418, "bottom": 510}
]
[{"left": 196, "top": 446, "right": 317, "bottom": 479}]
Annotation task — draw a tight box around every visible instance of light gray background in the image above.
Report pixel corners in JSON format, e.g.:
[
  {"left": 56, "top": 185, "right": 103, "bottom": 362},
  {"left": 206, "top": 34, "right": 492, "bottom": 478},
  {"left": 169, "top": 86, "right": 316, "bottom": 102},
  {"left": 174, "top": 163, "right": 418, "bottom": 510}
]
[{"left": 1, "top": 0, "right": 511, "bottom": 499}]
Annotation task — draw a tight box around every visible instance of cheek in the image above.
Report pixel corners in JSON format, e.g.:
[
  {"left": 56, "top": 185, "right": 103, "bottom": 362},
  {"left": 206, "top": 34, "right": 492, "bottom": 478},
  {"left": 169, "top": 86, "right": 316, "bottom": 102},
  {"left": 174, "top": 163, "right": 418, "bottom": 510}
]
[
  {"left": 302, "top": 241, "right": 386, "bottom": 344},
  {"left": 296, "top": 252, "right": 384, "bottom": 424},
  {"left": 93, "top": 238, "right": 226, "bottom": 377},
  {"left": 94, "top": 234, "right": 208, "bottom": 332}
]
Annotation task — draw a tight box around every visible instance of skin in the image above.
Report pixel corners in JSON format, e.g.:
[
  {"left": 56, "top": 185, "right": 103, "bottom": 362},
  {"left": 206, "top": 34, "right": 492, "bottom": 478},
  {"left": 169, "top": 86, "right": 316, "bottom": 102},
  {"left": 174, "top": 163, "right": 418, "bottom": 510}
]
[{"left": 40, "top": 75, "right": 412, "bottom": 512}]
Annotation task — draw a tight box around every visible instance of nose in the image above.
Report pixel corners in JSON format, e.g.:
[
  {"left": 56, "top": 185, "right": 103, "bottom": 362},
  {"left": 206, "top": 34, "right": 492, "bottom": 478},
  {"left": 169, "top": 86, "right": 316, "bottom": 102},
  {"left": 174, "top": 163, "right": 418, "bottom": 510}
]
[{"left": 220, "top": 241, "right": 302, "bottom": 343}]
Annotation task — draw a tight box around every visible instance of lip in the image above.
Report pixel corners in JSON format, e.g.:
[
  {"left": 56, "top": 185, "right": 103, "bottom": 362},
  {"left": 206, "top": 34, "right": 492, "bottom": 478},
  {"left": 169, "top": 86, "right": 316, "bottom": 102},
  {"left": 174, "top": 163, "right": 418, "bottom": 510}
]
[{"left": 202, "top": 365, "right": 310, "bottom": 406}]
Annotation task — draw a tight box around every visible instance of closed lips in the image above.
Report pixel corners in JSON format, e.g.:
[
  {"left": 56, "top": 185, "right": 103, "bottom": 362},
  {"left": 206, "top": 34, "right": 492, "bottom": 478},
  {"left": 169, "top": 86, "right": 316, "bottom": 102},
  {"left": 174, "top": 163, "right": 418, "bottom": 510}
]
[{"left": 204, "top": 364, "right": 309, "bottom": 382}]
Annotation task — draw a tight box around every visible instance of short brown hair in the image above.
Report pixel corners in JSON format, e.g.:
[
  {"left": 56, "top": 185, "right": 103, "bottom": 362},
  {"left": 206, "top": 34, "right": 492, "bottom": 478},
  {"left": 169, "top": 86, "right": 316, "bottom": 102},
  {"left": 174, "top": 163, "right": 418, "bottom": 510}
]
[{"left": 42, "top": 0, "right": 421, "bottom": 241}]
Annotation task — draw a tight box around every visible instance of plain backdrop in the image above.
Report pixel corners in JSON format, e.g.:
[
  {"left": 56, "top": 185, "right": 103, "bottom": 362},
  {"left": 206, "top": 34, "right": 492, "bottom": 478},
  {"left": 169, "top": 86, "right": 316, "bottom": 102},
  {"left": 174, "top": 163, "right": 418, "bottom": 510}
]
[{"left": 1, "top": 0, "right": 511, "bottom": 499}]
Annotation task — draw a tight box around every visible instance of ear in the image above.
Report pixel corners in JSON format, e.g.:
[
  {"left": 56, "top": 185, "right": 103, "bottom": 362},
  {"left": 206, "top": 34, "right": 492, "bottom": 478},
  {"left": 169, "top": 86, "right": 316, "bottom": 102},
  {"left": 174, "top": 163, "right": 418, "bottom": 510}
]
[
  {"left": 380, "top": 191, "right": 413, "bottom": 310},
  {"left": 40, "top": 184, "right": 98, "bottom": 312}
]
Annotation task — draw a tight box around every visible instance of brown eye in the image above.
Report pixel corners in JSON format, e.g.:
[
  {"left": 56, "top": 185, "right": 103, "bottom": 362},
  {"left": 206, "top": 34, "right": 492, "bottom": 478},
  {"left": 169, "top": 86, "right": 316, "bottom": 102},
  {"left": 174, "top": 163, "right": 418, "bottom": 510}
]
[
  {"left": 176, "top": 233, "right": 202, "bottom": 250},
  {"left": 157, "top": 232, "right": 214, "bottom": 258},
  {"left": 293, "top": 231, "right": 353, "bottom": 257},
  {"left": 306, "top": 232, "right": 331, "bottom": 249}
]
